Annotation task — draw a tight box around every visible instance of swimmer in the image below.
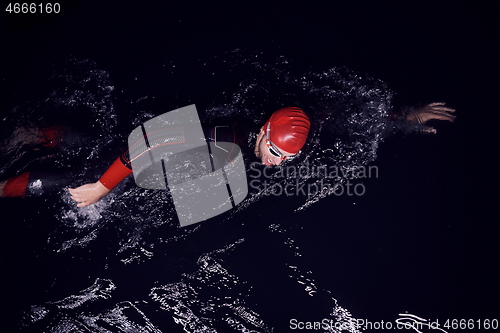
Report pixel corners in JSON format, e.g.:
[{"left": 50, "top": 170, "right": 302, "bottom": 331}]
[
  {"left": 1, "top": 104, "right": 455, "bottom": 204},
  {"left": 68, "top": 107, "right": 311, "bottom": 207}
]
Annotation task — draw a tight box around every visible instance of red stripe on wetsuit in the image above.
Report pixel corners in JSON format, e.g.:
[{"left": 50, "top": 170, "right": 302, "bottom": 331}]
[{"left": 99, "top": 151, "right": 133, "bottom": 190}]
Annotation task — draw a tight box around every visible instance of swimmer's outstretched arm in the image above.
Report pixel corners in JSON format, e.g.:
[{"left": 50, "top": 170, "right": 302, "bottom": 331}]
[
  {"left": 69, "top": 181, "right": 110, "bottom": 208},
  {"left": 69, "top": 156, "right": 133, "bottom": 207}
]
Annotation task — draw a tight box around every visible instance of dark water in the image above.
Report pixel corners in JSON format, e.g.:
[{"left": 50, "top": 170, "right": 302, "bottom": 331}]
[{"left": 1, "top": 2, "right": 497, "bottom": 332}]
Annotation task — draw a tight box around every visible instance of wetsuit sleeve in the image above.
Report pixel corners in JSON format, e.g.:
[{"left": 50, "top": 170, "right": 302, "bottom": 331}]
[
  {"left": 99, "top": 151, "right": 133, "bottom": 190},
  {"left": 99, "top": 118, "right": 255, "bottom": 191},
  {"left": 2, "top": 172, "right": 30, "bottom": 197}
]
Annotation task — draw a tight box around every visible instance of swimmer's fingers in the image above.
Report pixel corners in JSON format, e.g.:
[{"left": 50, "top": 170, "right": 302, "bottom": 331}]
[
  {"left": 418, "top": 126, "right": 437, "bottom": 134},
  {"left": 68, "top": 182, "right": 109, "bottom": 207},
  {"left": 406, "top": 103, "right": 457, "bottom": 127},
  {"left": 429, "top": 110, "right": 456, "bottom": 122},
  {"left": 425, "top": 102, "right": 456, "bottom": 122},
  {"left": 68, "top": 187, "right": 92, "bottom": 207},
  {"left": 69, "top": 194, "right": 90, "bottom": 208},
  {"left": 426, "top": 102, "right": 456, "bottom": 112}
]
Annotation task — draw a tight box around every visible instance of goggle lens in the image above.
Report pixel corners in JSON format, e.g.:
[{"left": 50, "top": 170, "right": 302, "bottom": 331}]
[{"left": 268, "top": 145, "right": 282, "bottom": 157}]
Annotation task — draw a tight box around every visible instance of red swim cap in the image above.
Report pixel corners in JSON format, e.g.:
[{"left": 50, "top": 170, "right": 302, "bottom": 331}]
[{"left": 264, "top": 107, "right": 310, "bottom": 154}]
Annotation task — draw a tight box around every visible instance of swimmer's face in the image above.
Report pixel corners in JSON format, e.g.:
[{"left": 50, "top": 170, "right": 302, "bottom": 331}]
[{"left": 254, "top": 128, "right": 295, "bottom": 166}]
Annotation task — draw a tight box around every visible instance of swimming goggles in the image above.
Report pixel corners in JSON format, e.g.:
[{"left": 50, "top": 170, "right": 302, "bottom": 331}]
[{"left": 265, "top": 122, "right": 297, "bottom": 161}]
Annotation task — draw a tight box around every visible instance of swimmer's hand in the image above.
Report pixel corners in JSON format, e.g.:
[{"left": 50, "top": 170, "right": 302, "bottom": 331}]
[
  {"left": 69, "top": 181, "right": 110, "bottom": 207},
  {"left": 405, "top": 102, "right": 456, "bottom": 133}
]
